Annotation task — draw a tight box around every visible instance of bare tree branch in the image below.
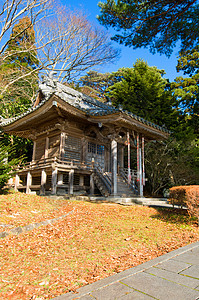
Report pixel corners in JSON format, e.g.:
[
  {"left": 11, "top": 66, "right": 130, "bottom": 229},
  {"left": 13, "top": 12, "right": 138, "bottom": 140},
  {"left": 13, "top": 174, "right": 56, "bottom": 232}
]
[{"left": 0, "top": 4, "right": 120, "bottom": 99}]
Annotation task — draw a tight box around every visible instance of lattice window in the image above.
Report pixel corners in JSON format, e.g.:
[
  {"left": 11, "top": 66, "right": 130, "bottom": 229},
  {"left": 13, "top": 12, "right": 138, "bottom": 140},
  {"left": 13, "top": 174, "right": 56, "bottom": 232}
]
[
  {"left": 97, "top": 144, "right": 104, "bottom": 155},
  {"left": 88, "top": 142, "right": 104, "bottom": 156},
  {"left": 87, "top": 142, "right": 105, "bottom": 169},
  {"left": 88, "top": 142, "right": 96, "bottom": 154},
  {"left": 64, "top": 136, "right": 81, "bottom": 161}
]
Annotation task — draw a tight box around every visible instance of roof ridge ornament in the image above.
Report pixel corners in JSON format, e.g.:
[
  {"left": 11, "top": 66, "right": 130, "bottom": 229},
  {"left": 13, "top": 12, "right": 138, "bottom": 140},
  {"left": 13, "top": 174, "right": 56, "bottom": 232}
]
[
  {"left": 44, "top": 71, "right": 58, "bottom": 88},
  {"left": 39, "top": 71, "right": 58, "bottom": 98}
]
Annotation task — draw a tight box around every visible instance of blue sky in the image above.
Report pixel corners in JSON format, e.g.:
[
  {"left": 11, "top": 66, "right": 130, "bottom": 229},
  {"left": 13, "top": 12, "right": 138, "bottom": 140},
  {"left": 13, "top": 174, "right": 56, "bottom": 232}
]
[{"left": 62, "top": 0, "right": 183, "bottom": 82}]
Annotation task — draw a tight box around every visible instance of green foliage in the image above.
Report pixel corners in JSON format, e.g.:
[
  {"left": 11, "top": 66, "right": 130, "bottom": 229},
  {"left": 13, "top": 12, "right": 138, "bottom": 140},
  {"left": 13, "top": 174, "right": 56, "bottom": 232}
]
[
  {"left": 145, "top": 138, "right": 199, "bottom": 196},
  {"left": 0, "top": 17, "right": 39, "bottom": 118},
  {"left": 98, "top": 0, "right": 199, "bottom": 56},
  {"left": 6, "top": 16, "right": 38, "bottom": 68},
  {"left": 172, "top": 46, "right": 199, "bottom": 135},
  {"left": 106, "top": 59, "right": 178, "bottom": 130},
  {"left": 79, "top": 71, "right": 113, "bottom": 101},
  {"left": 0, "top": 17, "right": 38, "bottom": 162},
  {"left": 79, "top": 60, "right": 198, "bottom": 196},
  {"left": 0, "top": 142, "right": 23, "bottom": 191}
]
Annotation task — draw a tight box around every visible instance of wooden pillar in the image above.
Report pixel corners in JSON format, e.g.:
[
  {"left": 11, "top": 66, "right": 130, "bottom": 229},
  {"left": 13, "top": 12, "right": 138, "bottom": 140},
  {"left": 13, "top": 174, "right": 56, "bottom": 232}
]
[
  {"left": 109, "top": 144, "right": 112, "bottom": 172},
  {"left": 40, "top": 169, "right": 47, "bottom": 195},
  {"left": 51, "top": 167, "right": 58, "bottom": 194},
  {"left": 139, "top": 147, "right": 143, "bottom": 197},
  {"left": 26, "top": 171, "right": 32, "bottom": 194},
  {"left": 137, "top": 134, "right": 144, "bottom": 197},
  {"left": 32, "top": 141, "right": 36, "bottom": 161},
  {"left": 90, "top": 173, "right": 95, "bottom": 195},
  {"left": 15, "top": 174, "right": 20, "bottom": 191},
  {"left": 111, "top": 139, "right": 117, "bottom": 195},
  {"left": 137, "top": 134, "right": 140, "bottom": 195},
  {"left": 8, "top": 177, "right": 14, "bottom": 186},
  {"left": 45, "top": 136, "right": 49, "bottom": 159},
  {"left": 69, "top": 169, "right": 74, "bottom": 195},
  {"left": 60, "top": 132, "right": 66, "bottom": 159},
  {"left": 142, "top": 137, "right": 145, "bottom": 188},
  {"left": 127, "top": 131, "right": 131, "bottom": 184}
]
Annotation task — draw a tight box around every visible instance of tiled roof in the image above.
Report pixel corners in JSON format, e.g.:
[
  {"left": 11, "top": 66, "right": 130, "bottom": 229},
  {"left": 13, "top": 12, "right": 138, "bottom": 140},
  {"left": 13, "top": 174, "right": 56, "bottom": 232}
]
[{"left": 0, "top": 76, "right": 170, "bottom": 134}]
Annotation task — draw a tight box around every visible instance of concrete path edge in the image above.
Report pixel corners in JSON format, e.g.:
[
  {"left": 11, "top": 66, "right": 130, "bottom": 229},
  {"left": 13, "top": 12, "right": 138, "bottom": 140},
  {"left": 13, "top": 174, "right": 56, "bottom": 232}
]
[{"left": 52, "top": 241, "right": 199, "bottom": 300}]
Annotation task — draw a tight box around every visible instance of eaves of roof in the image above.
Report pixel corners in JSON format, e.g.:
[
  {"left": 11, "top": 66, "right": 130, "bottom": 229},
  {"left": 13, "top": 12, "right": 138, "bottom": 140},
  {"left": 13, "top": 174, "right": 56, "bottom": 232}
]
[{"left": 0, "top": 79, "right": 170, "bottom": 135}]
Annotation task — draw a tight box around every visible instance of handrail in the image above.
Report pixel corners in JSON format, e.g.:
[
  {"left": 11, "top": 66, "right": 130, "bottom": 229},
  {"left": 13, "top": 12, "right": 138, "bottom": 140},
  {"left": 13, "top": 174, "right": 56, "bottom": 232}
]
[
  {"left": 56, "top": 157, "right": 92, "bottom": 169},
  {"left": 119, "top": 167, "right": 138, "bottom": 194},
  {"left": 120, "top": 167, "right": 137, "bottom": 179},
  {"left": 94, "top": 163, "right": 112, "bottom": 194}
]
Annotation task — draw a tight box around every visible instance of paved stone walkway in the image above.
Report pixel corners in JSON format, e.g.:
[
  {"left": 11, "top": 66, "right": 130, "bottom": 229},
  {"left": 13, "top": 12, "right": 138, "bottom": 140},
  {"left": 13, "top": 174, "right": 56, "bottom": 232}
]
[{"left": 53, "top": 241, "right": 199, "bottom": 300}]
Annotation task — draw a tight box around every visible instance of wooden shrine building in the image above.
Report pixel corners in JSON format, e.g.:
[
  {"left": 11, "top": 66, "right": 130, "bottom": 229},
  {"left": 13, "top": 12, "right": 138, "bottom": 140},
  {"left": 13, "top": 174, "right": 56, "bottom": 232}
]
[{"left": 0, "top": 75, "right": 169, "bottom": 198}]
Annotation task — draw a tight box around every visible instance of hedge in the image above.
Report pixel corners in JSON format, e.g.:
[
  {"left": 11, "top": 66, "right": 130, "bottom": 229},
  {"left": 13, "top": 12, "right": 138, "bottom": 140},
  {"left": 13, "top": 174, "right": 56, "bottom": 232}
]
[{"left": 169, "top": 185, "right": 199, "bottom": 224}]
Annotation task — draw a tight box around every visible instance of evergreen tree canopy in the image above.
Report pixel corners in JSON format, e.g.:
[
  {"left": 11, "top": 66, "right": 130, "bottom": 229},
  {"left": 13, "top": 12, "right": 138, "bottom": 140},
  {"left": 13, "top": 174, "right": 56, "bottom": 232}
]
[
  {"left": 0, "top": 17, "right": 39, "bottom": 118},
  {"left": 97, "top": 0, "right": 199, "bottom": 56},
  {"left": 0, "top": 17, "right": 38, "bottom": 164},
  {"left": 106, "top": 59, "right": 178, "bottom": 130},
  {"left": 172, "top": 46, "right": 199, "bottom": 135},
  {"left": 6, "top": 16, "right": 38, "bottom": 69},
  {"left": 79, "top": 71, "right": 113, "bottom": 101}
]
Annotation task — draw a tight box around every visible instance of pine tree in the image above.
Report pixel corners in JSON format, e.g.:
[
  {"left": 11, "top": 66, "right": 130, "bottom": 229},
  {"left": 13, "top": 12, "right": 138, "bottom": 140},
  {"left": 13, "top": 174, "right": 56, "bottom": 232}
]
[
  {"left": 98, "top": 0, "right": 199, "bottom": 56},
  {"left": 172, "top": 46, "right": 199, "bottom": 135},
  {"left": 106, "top": 59, "right": 178, "bottom": 131},
  {"left": 0, "top": 16, "right": 39, "bottom": 118},
  {"left": 0, "top": 17, "right": 39, "bottom": 164},
  {"left": 79, "top": 71, "right": 113, "bottom": 102}
]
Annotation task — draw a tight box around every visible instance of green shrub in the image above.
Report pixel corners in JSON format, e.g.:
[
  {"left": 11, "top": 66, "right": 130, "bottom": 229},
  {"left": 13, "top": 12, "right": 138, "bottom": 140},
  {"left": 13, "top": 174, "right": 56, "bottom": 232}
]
[
  {"left": 0, "top": 142, "right": 22, "bottom": 192},
  {"left": 169, "top": 185, "right": 199, "bottom": 224},
  {"left": 169, "top": 186, "right": 187, "bottom": 207}
]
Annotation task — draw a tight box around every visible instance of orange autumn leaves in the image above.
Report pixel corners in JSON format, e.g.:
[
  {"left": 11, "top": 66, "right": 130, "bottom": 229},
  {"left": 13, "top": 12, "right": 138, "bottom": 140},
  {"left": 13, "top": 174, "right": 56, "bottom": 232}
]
[{"left": 0, "top": 195, "right": 199, "bottom": 299}]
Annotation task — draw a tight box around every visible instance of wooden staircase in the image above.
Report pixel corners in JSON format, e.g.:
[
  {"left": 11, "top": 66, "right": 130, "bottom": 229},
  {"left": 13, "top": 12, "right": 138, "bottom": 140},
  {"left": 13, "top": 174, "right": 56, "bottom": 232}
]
[
  {"left": 93, "top": 165, "right": 138, "bottom": 197},
  {"left": 93, "top": 169, "right": 111, "bottom": 197},
  {"left": 117, "top": 175, "right": 137, "bottom": 197}
]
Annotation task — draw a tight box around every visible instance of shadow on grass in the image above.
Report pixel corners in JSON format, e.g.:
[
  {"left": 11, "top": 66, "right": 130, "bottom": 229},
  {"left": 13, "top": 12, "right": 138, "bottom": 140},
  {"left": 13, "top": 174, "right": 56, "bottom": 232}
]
[
  {"left": 0, "top": 187, "right": 14, "bottom": 195},
  {"left": 150, "top": 207, "right": 198, "bottom": 226}
]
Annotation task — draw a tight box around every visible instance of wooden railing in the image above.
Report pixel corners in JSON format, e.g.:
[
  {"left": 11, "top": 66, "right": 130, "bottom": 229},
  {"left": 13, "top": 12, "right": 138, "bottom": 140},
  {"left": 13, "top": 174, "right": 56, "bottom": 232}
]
[
  {"left": 17, "top": 157, "right": 55, "bottom": 171},
  {"left": 56, "top": 157, "right": 92, "bottom": 169},
  {"left": 94, "top": 163, "right": 112, "bottom": 195},
  {"left": 119, "top": 167, "right": 138, "bottom": 194},
  {"left": 16, "top": 156, "right": 93, "bottom": 171}
]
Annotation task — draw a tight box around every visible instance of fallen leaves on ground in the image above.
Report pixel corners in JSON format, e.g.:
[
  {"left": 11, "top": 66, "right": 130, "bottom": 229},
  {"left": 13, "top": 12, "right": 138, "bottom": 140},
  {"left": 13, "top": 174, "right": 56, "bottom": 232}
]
[
  {"left": 0, "top": 192, "right": 72, "bottom": 232},
  {"left": 0, "top": 196, "right": 199, "bottom": 300}
]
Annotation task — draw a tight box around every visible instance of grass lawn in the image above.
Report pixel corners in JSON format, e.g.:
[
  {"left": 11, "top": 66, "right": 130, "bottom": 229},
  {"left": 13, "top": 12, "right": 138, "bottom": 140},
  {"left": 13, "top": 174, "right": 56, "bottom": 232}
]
[{"left": 0, "top": 192, "right": 199, "bottom": 300}]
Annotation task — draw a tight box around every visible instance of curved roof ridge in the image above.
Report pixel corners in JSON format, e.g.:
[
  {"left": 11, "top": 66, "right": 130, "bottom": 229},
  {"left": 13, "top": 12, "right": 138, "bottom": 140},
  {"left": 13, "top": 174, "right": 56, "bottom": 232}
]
[{"left": 0, "top": 75, "right": 170, "bottom": 134}]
